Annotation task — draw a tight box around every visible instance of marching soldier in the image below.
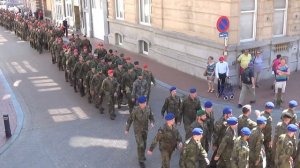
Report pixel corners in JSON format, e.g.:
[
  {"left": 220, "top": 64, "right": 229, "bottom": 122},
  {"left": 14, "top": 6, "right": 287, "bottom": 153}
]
[
  {"left": 272, "top": 111, "right": 293, "bottom": 166},
  {"left": 147, "top": 113, "right": 183, "bottom": 168},
  {"left": 91, "top": 68, "right": 106, "bottom": 112},
  {"left": 231, "top": 127, "right": 251, "bottom": 168},
  {"left": 248, "top": 116, "right": 267, "bottom": 168},
  {"left": 237, "top": 104, "right": 257, "bottom": 135},
  {"left": 161, "top": 86, "right": 181, "bottom": 124},
  {"left": 113, "top": 61, "right": 125, "bottom": 109},
  {"left": 81, "top": 35, "right": 92, "bottom": 52},
  {"left": 214, "top": 117, "right": 238, "bottom": 168},
  {"left": 281, "top": 100, "right": 298, "bottom": 124},
  {"left": 100, "top": 70, "right": 119, "bottom": 120},
  {"left": 122, "top": 64, "right": 136, "bottom": 113},
  {"left": 73, "top": 56, "right": 84, "bottom": 93},
  {"left": 125, "top": 96, "right": 155, "bottom": 168},
  {"left": 179, "top": 128, "right": 209, "bottom": 168},
  {"left": 180, "top": 88, "right": 202, "bottom": 139},
  {"left": 142, "top": 64, "right": 155, "bottom": 102},
  {"left": 260, "top": 101, "right": 275, "bottom": 168},
  {"left": 131, "top": 71, "right": 149, "bottom": 104},
  {"left": 86, "top": 62, "right": 96, "bottom": 103},
  {"left": 204, "top": 101, "right": 214, "bottom": 149},
  {"left": 274, "top": 124, "right": 298, "bottom": 168},
  {"left": 67, "top": 48, "right": 79, "bottom": 86},
  {"left": 93, "top": 43, "right": 107, "bottom": 59}
]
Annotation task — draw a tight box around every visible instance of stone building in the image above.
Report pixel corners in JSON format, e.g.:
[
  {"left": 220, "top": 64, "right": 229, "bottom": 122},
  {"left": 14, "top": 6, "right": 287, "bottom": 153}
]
[{"left": 107, "top": 0, "right": 300, "bottom": 84}]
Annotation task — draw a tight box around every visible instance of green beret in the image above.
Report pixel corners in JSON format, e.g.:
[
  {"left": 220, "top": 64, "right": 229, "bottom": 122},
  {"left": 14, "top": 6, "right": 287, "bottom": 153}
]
[
  {"left": 128, "top": 64, "right": 134, "bottom": 70},
  {"left": 197, "top": 109, "right": 206, "bottom": 116}
]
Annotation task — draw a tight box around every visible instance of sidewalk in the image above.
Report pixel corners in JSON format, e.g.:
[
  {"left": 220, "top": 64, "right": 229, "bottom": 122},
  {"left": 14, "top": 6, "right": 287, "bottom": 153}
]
[
  {"left": 67, "top": 34, "right": 300, "bottom": 109},
  {"left": 0, "top": 69, "right": 17, "bottom": 148}
]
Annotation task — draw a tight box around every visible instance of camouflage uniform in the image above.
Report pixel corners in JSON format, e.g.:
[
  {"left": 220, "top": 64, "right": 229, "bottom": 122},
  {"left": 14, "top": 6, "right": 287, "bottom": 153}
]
[
  {"left": 132, "top": 78, "right": 149, "bottom": 103},
  {"left": 122, "top": 70, "right": 136, "bottom": 112},
  {"left": 205, "top": 110, "right": 215, "bottom": 147},
  {"left": 91, "top": 71, "right": 106, "bottom": 110},
  {"left": 149, "top": 124, "right": 182, "bottom": 168},
  {"left": 161, "top": 95, "right": 181, "bottom": 123},
  {"left": 260, "top": 110, "right": 272, "bottom": 168},
  {"left": 94, "top": 47, "right": 107, "bottom": 59},
  {"left": 180, "top": 96, "right": 201, "bottom": 138},
  {"left": 231, "top": 136, "right": 250, "bottom": 168},
  {"left": 179, "top": 137, "right": 208, "bottom": 168},
  {"left": 215, "top": 126, "right": 237, "bottom": 168},
  {"left": 281, "top": 108, "right": 297, "bottom": 124},
  {"left": 113, "top": 66, "right": 125, "bottom": 108},
  {"left": 248, "top": 127, "right": 264, "bottom": 168},
  {"left": 272, "top": 121, "right": 289, "bottom": 165},
  {"left": 237, "top": 114, "right": 257, "bottom": 136},
  {"left": 187, "top": 120, "right": 210, "bottom": 152},
  {"left": 100, "top": 76, "right": 119, "bottom": 120},
  {"left": 72, "top": 60, "right": 84, "bottom": 93},
  {"left": 143, "top": 69, "right": 155, "bottom": 102},
  {"left": 125, "top": 105, "right": 155, "bottom": 166},
  {"left": 274, "top": 134, "right": 296, "bottom": 168}
]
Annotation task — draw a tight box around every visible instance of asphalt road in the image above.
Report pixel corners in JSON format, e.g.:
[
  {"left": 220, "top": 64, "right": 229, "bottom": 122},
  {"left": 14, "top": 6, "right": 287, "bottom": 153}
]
[{"left": 0, "top": 27, "right": 292, "bottom": 168}]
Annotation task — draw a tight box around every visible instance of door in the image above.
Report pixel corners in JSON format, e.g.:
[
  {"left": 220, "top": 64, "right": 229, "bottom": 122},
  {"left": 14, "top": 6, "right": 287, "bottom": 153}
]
[{"left": 92, "top": 0, "right": 105, "bottom": 40}]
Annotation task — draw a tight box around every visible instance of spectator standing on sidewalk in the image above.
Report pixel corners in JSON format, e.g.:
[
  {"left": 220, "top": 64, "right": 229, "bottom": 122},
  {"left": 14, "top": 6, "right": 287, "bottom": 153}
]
[
  {"left": 274, "top": 57, "right": 290, "bottom": 102},
  {"left": 215, "top": 56, "right": 229, "bottom": 97},
  {"left": 271, "top": 54, "right": 281, "bottom": 89},
  {"left": 205, "top": 56, "right": 216, "bottom": 93},
  {"left": 238, "top": 62, "right": 256, "bottom": 108},
  {"left": 237, "top": 49, "right": 252, "bottom": 88},
  {"left": 63, "top": 18, "right": 68, "bottom": 37},
  {"left": 253, "top": 50, "right": 264, "bottom": 88}
]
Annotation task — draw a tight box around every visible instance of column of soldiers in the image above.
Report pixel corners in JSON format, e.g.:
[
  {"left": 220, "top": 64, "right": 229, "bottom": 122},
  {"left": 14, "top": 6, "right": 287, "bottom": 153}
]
[{"left": 2, "top": 9, "right": 300, "bottom": 168}]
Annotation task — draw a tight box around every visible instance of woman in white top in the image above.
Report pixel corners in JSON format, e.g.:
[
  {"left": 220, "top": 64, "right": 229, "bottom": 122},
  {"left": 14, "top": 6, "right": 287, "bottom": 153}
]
[{"left": 215, "top": 56, "right": 229, "bottom": 97}]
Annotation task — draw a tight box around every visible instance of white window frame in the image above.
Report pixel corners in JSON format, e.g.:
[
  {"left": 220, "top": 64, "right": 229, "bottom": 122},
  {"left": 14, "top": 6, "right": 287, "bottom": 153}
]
[
  {"left": 139, "top": 0, "right": 151, "bottom": 26},
  {"left": 142, "top": 41, "right": 149, "bottom": 55},
  {"left": 91, "top": 0, "right": 96, "bottom": 9},
  {"left": 273, "top": 0, "right": 288, "bottom": 37},
  {"left": 65, "top": 3, "right": 73, "bottom": 17},
  {"left": 115, "top": 0, "right": 124, "bottom": 20},
  {"left": 116, "top": 34, "right": 123, "bottom": 45},
  {"left": 240, "top": 0, "right": 257, "bottom": 42}
]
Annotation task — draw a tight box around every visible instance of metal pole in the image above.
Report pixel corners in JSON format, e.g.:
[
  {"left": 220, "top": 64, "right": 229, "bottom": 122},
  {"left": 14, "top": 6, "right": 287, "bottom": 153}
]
[{"left": 3, "top": 115, "right": 12, "bottom": 138}]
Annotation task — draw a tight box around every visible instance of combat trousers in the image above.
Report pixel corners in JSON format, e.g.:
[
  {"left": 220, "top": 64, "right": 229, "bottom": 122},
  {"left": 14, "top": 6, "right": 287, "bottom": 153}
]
[
  {"left": 125, "top": 92, "right": 134, "bottom": 113},
  {"left": 160, "top": 149, "right": 173, "bottom": 168},
  {"left": 134, "top": 131, "right": 148, "bottom": 162},
  {"left": 107, "top": 95, "right": 116, "bottom": 119},
  {"left": 94, "top": 92, "right": 104, "bottom": 109},
  {"left": 263, "top": 141, "right": 272, "bottom": 168},
  {"left": 183, "top": 117, "right": 194, "bottom": 140},
  {"left": 73, "top": 77, "right": 78, "bottom": 92},
  {"left": 78, "top": 79, "right": 84, "bottom": 97},
  {"left": 65, "top": 70, "right": 69, "bottom": 82},
  {"left": 216, "top": 157, "right": 231, "bottom": 168}
]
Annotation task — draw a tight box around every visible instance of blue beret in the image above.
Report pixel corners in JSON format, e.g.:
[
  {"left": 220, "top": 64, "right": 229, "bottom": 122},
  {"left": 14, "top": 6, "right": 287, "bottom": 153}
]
[
  {"left": 138, "top": 96, "right": 147, "bottom": 104},
  {"left": 227, "top": 117, "right": 238, "bottom": 125},
  {"left": 223, "top": 107, "right": 232, "bottom": 114},
  {"left": 204, "top": 101, "right": 213, "bottom": 108},
  {"left": 257, "top": 116, "right": 267, "bottom": 124},
  {"left": 241, "top": 127, "right": 251, "bottom": 136},
  {"left": 165, "top": 113, "right": 175, "bottom": 121},
  {"left": 192, "top": 128, "right": 203, "bottom": 135},
  {"left": 265, "top": 102, "right": 274, "bottom": 109},
  {"left": 287, "top": 124, "right": 298, "bottom": 132},
  {"left": 190, "top": 88, "right": 197, "bottom": 93},
  {"left": 169, "top": 86, "right": 176, "bottom": 92},
  {"left": 289, "top": 100, "right": 298, "bottom": 108}
]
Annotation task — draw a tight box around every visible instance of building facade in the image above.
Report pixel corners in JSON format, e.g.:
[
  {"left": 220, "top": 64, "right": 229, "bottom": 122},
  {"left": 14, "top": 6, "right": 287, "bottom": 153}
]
[{"left": 107, "top": 0, "right": 300, "bottom": 84}]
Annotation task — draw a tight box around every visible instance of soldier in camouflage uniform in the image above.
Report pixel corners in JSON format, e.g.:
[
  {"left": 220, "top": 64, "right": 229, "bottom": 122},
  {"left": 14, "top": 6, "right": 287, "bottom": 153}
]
[
  {"left": 179, "top": 128, "right": 209, "bottom": 168},
  {"left": 100, "top": 70, "right": 119, "bottom": 120},
  {"left": 125, "top": 96, "right": 155, "bottom": 168},
  {"left": 53, "top": 37, "right": 64, "bottom": 70},
  {"left": 272, "top": 111, "right": 293, "bottom": 166},
  {"left": 248, "top": 116, "right": 267, "bottom": 168},
  {"left": 274, "top": 124, "right": 297, "bottom": 168},
  {"left": 85, "top": 62, "right": 96, "bottom": 103},
  {"left": 131, "top": 71, "right": 149, "bottom": 104},
  {"left": 80, "top": 59, "right": 91, "bottom": 97},
  {"left": 237, "top": 104, "right": 257, "bottom": 135},
  {"left": 123, "top": 56, "right": 134, "bottom": 72},
  {"left": 214, "top": 117, "right": 238, "bottom": 168},
  {"left": 180, "top": 88, "right": 202, "bottom": 139},
  {"left": 62, "top": 47, "right": 72, "bottom": 82},
  {"left": 142, "top": 64, "right": 155, "bottom": 102},
  {"left": 72, "top": 56, "right": 84, "bottom": 93},
  {"left": 203, "top": 101, "right": 214, "bottom": 150},
  {"left": 121, "top": 64, "right": 136, "bottom": 113},
  {"left": 187, "top": 109, "right": 209, "bottom": 155},
  {"left": 113, "top": 61, "right": 125, "bottom": 109},
  {"left": 260, "top": 102, "right": 274, "bottom": 168},
  {"left": 81, "top": 35, "right": 92, "bottom": 52},
  {"left": 91, "top": 68, "right": 106, "bottom": 111},
  {"left": 281, "top": 100, "right": 298, "bottom": 124},
  {"left": 93, "top": 43, "right": 107, "bottom": 60},
  {"left": 161, "top": 86, "right": 181, "bottom": 124},
  {"left": 147, "top": 113, "right": 182, "bottom": 168},
  {"left": 231, "top": 127, "right": 251, "bottom": 168},
  {"left": 67, "top": 48, "right": 79, "bottom": 86},
  {"left": 74, "top": 34, "right": 81, "bottom": 51}
]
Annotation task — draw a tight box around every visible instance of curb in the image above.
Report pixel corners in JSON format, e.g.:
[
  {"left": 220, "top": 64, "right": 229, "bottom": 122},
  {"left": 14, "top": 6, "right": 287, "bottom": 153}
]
[{"left": 0, "top": 69, "right": 24, "bottom": 155}]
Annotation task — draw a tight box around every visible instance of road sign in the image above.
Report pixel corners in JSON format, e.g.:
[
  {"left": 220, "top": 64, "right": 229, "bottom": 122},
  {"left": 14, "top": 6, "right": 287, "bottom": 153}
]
[
  {"left": 216, "top": 16, "right": 230, "bottom": 33},
  {"left": 219, "top": 32, "right": 229, "bottom": 38}
]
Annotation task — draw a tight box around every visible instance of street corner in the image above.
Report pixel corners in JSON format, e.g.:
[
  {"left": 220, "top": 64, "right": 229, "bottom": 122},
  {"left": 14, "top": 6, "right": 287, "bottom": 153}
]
[{"left": 0, "top": 68, "right": 24, "bottom": 154}]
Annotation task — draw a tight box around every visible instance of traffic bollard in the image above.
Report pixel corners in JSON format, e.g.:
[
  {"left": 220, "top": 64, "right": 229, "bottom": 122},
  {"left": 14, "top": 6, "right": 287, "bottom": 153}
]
[{"left": 3, "top": 114, "right": 12, "bottom": 138}]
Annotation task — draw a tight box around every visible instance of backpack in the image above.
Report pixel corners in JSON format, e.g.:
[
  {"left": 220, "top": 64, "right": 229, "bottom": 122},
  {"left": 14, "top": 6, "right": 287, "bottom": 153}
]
[{"left": 241, "top": 68, "right": 251, "bottom": 83}]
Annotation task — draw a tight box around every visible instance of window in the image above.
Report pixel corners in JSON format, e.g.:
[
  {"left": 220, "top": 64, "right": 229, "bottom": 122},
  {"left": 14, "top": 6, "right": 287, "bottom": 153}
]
[
  {"left": 139, "top": 0, "right": 151, "bottom": 25},
  {"left": 116, "top": 33, "right": 123, "bottom": 45},
  {"left": 273, "top": 0, "right": 288, "bottom": 36},
  {"left": 240, "top": 0, "right": 257, "bottom": 42},
  {"left": 55, "top": 4, "right": 63, "bottom": 20},
  {"left": 66, "top": 3, "right": 73, "bottom": 17},
  {"left": 140, "top": 41, "right": 149, "bottom": 55},
  {"left": 115, "top": 0, "right": 124, "bottom": 19}
]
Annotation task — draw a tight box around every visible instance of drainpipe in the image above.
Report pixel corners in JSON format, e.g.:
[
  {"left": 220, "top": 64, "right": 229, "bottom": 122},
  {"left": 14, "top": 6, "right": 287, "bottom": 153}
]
[{"left": 103, "top": 0, "right": 109, "bottom": 43}]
